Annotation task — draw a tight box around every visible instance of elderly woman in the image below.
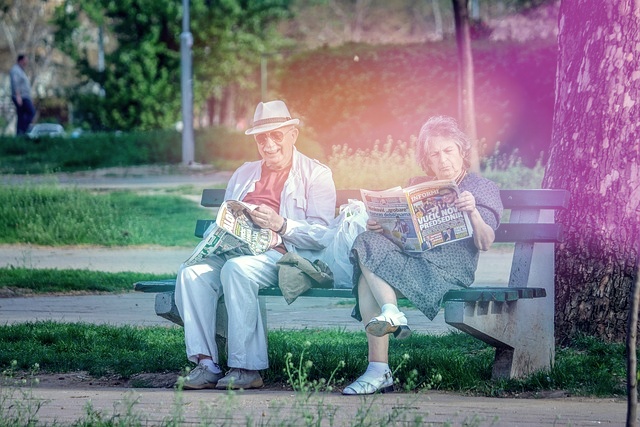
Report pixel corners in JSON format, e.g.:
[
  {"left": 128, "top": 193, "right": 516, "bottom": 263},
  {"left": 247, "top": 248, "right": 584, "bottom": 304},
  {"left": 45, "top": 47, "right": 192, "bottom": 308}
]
[{"left": 343, "top": 116, "right": 503, "bottom": 395}]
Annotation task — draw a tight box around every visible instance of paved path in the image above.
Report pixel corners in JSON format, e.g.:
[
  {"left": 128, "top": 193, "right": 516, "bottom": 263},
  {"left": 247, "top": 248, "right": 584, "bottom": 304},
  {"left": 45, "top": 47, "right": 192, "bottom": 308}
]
[
  {"left": 22, "top": 386, "right": 628, "bottom": 426},
  {"left": 1, "top": 165, "right": 233, "bottom": 190}
]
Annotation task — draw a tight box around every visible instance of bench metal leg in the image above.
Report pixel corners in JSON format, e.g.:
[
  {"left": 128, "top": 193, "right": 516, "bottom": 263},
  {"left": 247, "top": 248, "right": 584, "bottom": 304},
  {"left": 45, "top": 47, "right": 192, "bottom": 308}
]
[
  {"left": 445, "top": 298, "right": 554, "bottom": 379},
  {"left": 444, "top": 235, "right": 556, "bottom": 379},
  {"left": 155, "top": 292, "right": 183, "bottom": 326}
]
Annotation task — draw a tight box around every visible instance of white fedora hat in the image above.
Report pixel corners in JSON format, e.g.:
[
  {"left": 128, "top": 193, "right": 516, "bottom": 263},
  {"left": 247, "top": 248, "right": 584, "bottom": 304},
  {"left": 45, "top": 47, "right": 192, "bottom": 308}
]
[{"left": 245, "top": 100, "right": 300, "bottom": 135}]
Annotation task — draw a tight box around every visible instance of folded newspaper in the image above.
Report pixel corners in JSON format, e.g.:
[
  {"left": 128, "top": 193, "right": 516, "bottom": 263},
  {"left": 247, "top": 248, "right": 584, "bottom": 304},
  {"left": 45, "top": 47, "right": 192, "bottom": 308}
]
[
  {"left": 360, "top": 180, "right": 472, "bottom": 252},
  {"left": 184, "top": 200, "right": 282, "bottom": 266}
]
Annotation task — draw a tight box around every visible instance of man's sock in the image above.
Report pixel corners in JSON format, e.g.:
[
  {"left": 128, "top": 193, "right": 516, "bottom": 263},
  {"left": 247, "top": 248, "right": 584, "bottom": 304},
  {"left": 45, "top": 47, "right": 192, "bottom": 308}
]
[{"left": 199, "top": 359, "right": 222, "bottom": 374}]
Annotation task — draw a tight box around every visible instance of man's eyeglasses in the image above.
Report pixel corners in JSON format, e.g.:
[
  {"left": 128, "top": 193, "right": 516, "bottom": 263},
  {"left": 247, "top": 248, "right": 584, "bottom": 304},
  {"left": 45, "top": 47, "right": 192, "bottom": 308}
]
[{"left": 255, "top": 128, "right": 294, "bottom": 145}]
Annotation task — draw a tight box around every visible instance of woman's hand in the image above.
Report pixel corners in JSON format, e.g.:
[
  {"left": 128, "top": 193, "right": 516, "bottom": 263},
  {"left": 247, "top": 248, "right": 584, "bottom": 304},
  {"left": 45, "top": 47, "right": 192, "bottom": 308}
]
[
  {"left": 454, "top": 191, "right": 476, "bottom": 213},
  {"left": 455, "top": 191, "right": 495, "bottom": 251},
  {"left": 249, "top": 204, "right": 284, "bottom": 232},
  {"left": 366, "top": 219, "right": 384, "bottom": 233}
]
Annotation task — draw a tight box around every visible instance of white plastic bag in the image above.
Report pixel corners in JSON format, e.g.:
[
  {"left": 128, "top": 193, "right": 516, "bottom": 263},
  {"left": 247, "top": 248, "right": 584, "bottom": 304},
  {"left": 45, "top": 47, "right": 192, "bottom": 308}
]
[{"left": 318, "top": 200, "right": 368, "bottom": 289}]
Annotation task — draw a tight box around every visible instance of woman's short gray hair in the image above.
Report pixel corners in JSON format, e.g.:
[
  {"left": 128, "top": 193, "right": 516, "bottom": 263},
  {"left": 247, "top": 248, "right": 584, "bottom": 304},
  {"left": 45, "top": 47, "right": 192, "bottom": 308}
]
[{"left": 415, "top": 115, "right": 471, "bottom": 176}]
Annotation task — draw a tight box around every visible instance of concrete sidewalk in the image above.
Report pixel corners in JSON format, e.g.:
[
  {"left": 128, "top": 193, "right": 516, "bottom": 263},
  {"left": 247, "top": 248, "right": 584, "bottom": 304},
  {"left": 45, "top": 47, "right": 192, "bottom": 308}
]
[{"left": 20, "top": 386, "right": 628, "bottom": 426}]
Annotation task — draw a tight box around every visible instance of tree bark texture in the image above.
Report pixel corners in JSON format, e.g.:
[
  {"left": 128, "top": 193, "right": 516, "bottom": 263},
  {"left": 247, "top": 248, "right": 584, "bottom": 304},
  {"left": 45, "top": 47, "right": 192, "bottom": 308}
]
[
  {"left": 544, "top": 1, "right": 640, "bottom": 344},
  {"left": 627, "top": 264, "right": 639, "bottom": 426},
  {"left": 452, "top": 0, "right": 480, "bottom": 173}
]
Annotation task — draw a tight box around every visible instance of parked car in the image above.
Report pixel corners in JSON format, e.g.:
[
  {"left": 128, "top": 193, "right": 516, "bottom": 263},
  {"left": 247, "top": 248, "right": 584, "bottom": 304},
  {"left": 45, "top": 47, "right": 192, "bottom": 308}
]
[{"left": 27, "top": 123, "right": 66, "bottom": 139}]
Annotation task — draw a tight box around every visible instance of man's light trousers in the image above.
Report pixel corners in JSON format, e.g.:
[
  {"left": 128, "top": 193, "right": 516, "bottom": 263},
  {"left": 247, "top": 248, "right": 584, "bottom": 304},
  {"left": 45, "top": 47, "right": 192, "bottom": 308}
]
[{"left": 175, "top": 250, "right": 282, "bottom": 371}]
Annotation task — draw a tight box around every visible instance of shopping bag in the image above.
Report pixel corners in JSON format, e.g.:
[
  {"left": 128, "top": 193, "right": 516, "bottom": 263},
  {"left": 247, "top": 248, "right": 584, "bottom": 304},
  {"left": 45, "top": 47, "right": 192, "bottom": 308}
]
[{"left": 318, "top": 200, "right": 368, "bottom": 289}]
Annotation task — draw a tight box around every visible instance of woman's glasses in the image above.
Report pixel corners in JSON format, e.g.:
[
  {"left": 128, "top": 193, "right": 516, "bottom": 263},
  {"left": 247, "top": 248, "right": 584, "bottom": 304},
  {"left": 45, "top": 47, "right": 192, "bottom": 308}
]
[{"left": 255, "top": 128, "right": 293, "bottom": 145}]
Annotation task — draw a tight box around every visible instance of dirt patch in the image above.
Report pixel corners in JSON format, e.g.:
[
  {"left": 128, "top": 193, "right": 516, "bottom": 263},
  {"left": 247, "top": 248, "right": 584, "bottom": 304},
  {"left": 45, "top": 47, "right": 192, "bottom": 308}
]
[
  {"left": 21, "top": 371, "right": 179, "bottom": 390},
  {"left": 0, "top": 287, "right": 37, "bottom": 298},
  {"left": 25, "top": 371, "right": 290, "bottom": 391}
]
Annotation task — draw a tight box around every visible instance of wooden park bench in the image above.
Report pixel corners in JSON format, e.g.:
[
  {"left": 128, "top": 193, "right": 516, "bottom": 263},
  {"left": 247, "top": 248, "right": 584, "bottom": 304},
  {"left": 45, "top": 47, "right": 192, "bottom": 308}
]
[{"left": 134, "top": 187, "right": 569, "bottom": 379}]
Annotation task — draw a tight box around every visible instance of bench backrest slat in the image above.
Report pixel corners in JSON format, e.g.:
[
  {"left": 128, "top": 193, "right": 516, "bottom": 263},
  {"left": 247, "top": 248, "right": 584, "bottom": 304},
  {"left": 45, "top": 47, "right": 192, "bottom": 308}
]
[
  {"left": 499, "top": 189, "right": 570, "bottom": 210},
  {"left": 203, "top": 188, "right": 571, "bottom": 210},
  {"left": 201, "top": 189, "right": 226, "bottom": 207},
  {"left": 196, "top": 219, "right": 564, "bottom": 243},
  {"left": 494, "top": 223, "right": 563, "bottom": 243},
  {"left": 197, "top": 188, "right": 569, "bottom": 244}
]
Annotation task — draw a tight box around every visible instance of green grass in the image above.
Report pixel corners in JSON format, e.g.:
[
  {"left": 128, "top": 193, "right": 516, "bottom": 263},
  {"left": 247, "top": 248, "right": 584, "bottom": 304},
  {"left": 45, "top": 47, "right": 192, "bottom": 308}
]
[
  {"left": 0, "top": 323, "right": 626, "bottom": 397},
  {"left": 0, "top": 268, "right": 171, "bottom": 295},
  {"left": 0, "top": 185, "right": 207, "bottom": 246}
]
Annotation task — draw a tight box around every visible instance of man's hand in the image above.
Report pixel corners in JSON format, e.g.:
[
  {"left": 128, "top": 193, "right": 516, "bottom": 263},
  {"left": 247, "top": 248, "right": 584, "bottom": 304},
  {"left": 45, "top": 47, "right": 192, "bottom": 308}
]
[{"left": 249, "top": 204, "right": 284, "bottom": 232}]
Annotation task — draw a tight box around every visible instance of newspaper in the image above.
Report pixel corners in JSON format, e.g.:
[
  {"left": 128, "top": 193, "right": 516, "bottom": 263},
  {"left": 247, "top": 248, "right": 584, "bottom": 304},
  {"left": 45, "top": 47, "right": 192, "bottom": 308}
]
[
  {"left": 184, "top": 200, "right": 282, "bottom": 266},
  {"left": 360, "top": 180, "right": 472, "bottom": 252}
]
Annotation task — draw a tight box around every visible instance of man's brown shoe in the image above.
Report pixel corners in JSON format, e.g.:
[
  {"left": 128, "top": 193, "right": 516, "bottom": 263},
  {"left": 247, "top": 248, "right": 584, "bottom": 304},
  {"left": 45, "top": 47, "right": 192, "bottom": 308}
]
[
  {"left": 215, "top": 368, "right": 263, "bottom": 390},
  {"left": 179, "top": 364, "right": 224, "bottom": 390}
]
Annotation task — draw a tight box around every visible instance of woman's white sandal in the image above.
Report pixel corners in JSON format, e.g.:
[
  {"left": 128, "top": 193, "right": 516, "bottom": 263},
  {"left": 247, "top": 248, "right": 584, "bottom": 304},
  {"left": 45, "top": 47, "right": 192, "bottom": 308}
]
[
  {"left": 365, "top": 311, "right": 412, "bottom": 339},
  {"left": 342, "top": 371, "right": 394, "bottom": 395}
]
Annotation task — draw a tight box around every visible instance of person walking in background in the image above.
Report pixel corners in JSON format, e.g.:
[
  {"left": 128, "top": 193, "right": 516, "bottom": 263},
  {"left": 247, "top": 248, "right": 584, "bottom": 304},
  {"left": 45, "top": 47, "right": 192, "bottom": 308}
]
[
  {"left": 175, "top": 100, "right": 336, "bottom": 390},
  {"left": 10, "top": 54, "right": 36, "bottom": 135}
]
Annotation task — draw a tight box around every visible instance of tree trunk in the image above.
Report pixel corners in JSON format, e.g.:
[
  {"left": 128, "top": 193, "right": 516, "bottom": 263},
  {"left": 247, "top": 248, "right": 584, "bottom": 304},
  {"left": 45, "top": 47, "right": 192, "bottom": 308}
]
[
  {"left": 628, "top": 264, "right": 639, "bottom": 427},
  {"left": 352, "top": 0, "right": 372, "bottom": 43},
  {"left": 451, "top": 0, "right": 480, "bottom": 173},
  {"left": 432, "top": 0, "right": 443, "bottom": 40},
  {"left": 543, "top": 1, "right": 640, "bottom": 344},
  {"left": 470, "top": 0, "right": 480, "bottom": 21},
  {"left": 220, "top": 85, "right": 237, "bottom": 128}
]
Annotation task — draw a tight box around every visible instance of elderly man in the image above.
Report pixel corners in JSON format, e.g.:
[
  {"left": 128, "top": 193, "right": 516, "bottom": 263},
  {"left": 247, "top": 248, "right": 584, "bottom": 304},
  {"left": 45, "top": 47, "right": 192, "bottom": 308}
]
[{"left": 175, "top": 100, "right": 336, "bottom": 390}]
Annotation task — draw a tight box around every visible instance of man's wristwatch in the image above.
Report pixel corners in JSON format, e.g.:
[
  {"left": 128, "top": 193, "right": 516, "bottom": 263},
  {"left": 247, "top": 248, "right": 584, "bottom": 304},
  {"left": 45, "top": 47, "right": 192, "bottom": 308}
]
[{"left": 276, "top": 218, "right": 287, "bottom": 236}]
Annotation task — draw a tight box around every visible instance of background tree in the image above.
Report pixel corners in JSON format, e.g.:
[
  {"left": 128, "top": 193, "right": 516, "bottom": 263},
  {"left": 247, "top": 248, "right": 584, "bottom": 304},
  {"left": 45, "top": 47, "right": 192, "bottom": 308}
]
[
  {"left": 52, "top": 0, "right": 292, "bottom": 131},
  {"left": 190, "top": 0, "right": 293, "bottom": 128},
  {"left": 452, "top": 0, "right": 479, "bottom": 172},
  {"left": 0, "top": 0, "right": 65, "bottom": 132},
  {"left": 53, "top": 0, "right": 183, "bottom": 131},
  {"left": 543, "top": 1, "right": 640, "bottom": 343}
]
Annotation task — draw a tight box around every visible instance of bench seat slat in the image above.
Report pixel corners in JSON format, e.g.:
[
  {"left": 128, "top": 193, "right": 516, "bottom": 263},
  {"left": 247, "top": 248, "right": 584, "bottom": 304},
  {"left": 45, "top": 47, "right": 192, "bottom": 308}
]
[
  {"left": 134, "top": 279, "right": 176, "bottom": 293},
  {"left": 135, "top": 280, "right": 545, "bottom": 303},
  {"left": 443, "top": 287, "right": 546, "bottom": 302},
  {"left": 258, "top": 287, "right": 354, "bottom": 298}
]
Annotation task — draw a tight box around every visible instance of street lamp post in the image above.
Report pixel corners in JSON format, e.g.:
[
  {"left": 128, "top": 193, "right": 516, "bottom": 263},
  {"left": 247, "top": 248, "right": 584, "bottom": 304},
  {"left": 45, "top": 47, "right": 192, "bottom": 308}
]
[{"left": 180, "top": 0, "right": 194, "bottom": 165}]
